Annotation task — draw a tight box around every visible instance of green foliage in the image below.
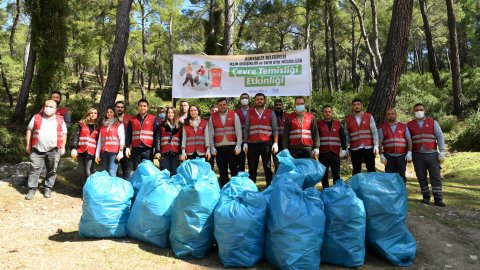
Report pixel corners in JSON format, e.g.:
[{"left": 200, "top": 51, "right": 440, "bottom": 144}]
[
  {"left": 438, "top": 115, "right": 458, "bottom": 134},
  {"left": 452, "top": 111, "right": 480, "bottom": 151},
  {"left": 0, "top": 107, "right": 25, "bottom": 164}
]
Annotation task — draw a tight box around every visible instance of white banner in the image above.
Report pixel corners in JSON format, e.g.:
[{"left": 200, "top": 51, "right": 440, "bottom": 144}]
[{"left": 172, "top": 49, "right": 311, "bottom": 98}]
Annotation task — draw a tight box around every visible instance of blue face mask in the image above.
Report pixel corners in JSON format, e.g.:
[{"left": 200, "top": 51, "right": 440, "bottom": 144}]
[
  {"left": 295, "top": 105, "right": 305, "bottom": 113},
  {"left": 158, "top": 113, "right": 166, "bottom": 119}
]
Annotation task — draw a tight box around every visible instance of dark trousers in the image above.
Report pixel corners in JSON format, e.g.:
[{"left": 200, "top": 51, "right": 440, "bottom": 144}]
[
  {"left": 216, "top": 145, "right": 238, "bottom": 188},
  {"left": 187, "top": 152, "right": 205, "bottom": 160},
  {"left": 209, "top": 156, "right": 215, "bottom": 170},
  {"left": 237, "top": 149, "right": 246, "bottom": 172},
  {"left": 119, "top": 148, "right": 131, "bottom": 180},
  {"left": 412, "top": 152, "right": 442, "bottom": 201},
  {"left": 384, "top": 153, "right": 407, "bottom": 183},
  {"left": 77, "top": 153, "right": 94, "bottom": 185},
  {"left": 160, "top": 152, "right": 180, "bottom": 176},
  {"left": 28, "top": 148, "right": 60, "bottom": 189},
  {"left": 350, "top": 148, "right": 376, "bottom": 175},
  {"left": 318, "top": 152, "right": 341, "bottom": 189},
  {"left": 132, "top": 147, "right": 153, "bottom": 170},
  {"left": 272, "top": 141, "right": 285, "bottom": 173},
  {"left": 289, "top": 147, "right": 313, "bottom": 158},
  {"left": 247, "top": 142, "right": 273, "bottom": 186},
  {"left": 182, "top": 74, "right": 194, "bottom": 86},
  {"left": 101, "top": 151, "right": 119, "bottom": 177}
]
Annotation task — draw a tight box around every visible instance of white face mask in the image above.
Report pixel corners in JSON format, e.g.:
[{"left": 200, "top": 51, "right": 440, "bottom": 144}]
[
  {"left": 44, "top": 107, "right": 56, "bottom": 116},
  {"left": 414, "top": 111, "right": 425, "bottom": 119},
  {"left": 240, "top": 98, "right": 249, "bottom": 106}
]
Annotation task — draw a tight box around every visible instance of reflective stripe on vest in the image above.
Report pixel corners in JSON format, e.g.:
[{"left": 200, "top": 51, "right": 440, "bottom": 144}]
[
  {"left": 248, "top": 107, "right": 273, "bottom": 142},
  {"left": 131, "top": 114, "right": 155, "bottom": 148},
  {"left": 100, "top": 122, "right": 120, "bottom": 153},
  {"left": 212, "top": 110, "right": 237, "bottom": 144},
  {"left": 77, "top": 122, "right": 98, "bottom": 155},
  {"left": 407, "top": 117, "right": 437, "bottom": 151},
  {"left": 288, "top": 112, "right": 314, "bottom": 147},
  {"left": 184, "top": 119, "right": 207, "bottom": 155},
  {"left": 31, "top": 114, "right": 64, "bottom": 149},
  {"left": 380, "top": 122, "right": 407, "bottom": 154},
  {"left": 318, "top": 120, "right": 341, "bottom": 154},
  {"left": 160, "top": 125, "right": 181, "bottom": 153},
  {"left": 346, "top": 112, "right": 373, "bottom": 149}
]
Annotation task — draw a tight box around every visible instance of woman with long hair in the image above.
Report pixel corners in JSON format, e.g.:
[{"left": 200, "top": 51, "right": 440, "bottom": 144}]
[
  {"left": 156, "top": 107, "right": 181, "bottom": 175},
  {"left": 180, "top": 105, "right": 211, "bottom": 161},
  {"left": 70, "top": 108, "right": 100, "bottom": 184},
  {"left": 95, "top": 107, "right": 125, "bottom": 177}
]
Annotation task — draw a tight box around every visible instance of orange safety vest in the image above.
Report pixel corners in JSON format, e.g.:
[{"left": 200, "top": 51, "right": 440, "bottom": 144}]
[
  {"left": 31, "top": 114, "right": 64, "bottom": 149},
  {"left": 346, "top": 112, "right": 374, "bottom": 149},
  {"left": 212, "top": 110, "right": 237, "bottom": 144},
  {"left": 407, "top": 117, "right": 437, "bottom": 152},
  {"left": 247, "top": 107, "right": 273, "bottom": 143},
  {"left": 77, "top": 122, "right": 99, "bottom": 155},
  {"left": 131, "top": 114, "right": 155, "bottom": 148},
  {"left": 184, "top": 119, "right": 208, "bottom": 155},
  {"left": 288, "top": 112, "right": 314, "bottom": 147},
  {"left": 160, "top": 123, "right": 181, "bottom": 153},
  {"left": 380, "top": 122, "right": 408, "bottom": 154},
  {"left": 317, "top": 120, "right": 341, "bottom": 154},
  {"left": 100, "top": 122, "right": 121, "bottom": 153}
]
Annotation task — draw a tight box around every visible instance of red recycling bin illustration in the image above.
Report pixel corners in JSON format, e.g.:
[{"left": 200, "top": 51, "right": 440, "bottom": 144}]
[{"left": 210, "top": 67, "right": 222, "bottom": 88}]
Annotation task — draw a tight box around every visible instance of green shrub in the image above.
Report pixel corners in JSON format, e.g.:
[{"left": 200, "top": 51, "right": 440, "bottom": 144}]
[
  {"left": 452, "top": 111, "right": 480, "bottom": 151},
  {"left": 438, "top": 115, "right": 458, "bottom": 134},
  {"left": 0, "top": 126, "right": 26, "bottom": 164}
]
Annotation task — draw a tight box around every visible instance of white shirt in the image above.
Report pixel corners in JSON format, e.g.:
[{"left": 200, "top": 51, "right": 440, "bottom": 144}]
[{"left": 28, "top": 114, "right": 67, "bottom": 152}]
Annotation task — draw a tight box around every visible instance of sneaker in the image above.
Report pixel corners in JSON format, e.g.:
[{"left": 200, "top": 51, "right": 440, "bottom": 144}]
[
  {"left": 25, "top": 189, "right": 36, "bottom": 200},
  {"left": 44, "top": 188, "right": 52, "bottom": 198},
  {"left": 421, "top": 197, "right": 430, "bottom": 204},
  {"left": 434, "top": 200, "right": 446, "bottom": 207}
]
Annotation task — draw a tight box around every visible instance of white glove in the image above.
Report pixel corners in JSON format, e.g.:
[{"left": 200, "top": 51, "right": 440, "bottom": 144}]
[
  {"left": 180, "top": 150, "right": 187, "bottom": 161},
  {"left": 438, "top": 151, "right": 445, "bottom": 163},
  {"left": 71, "top": 149, "right": 78, "bottom": 159},
  {"left": 271, "top": 143, "right": 279, "bottom": 154},
  {"left": 312, "top": 148, "right": 319, "bottom": 156},
  {"left": 380, "top": 154, "right": 387, "bottom": 165},
  {"left": 59, "top": 148, "right": 66, "bottom": 156},
  {"left": 373, "top": 146, "right": 379, "bottom": 155},
  {"left": 116, "top": 151, "right": 124, "bottom": 161},
  {"left": 339, "top": 150, "right": 347, "bottom": 158},
  {"left": 205, "top": 148, "right": 211, "bottom": 160},
  {"left": 211, "top": 147, "right": 217, "bottom": 156},
  {"left": 406, "top": 151, "right": 412, "bottom": 162},
  {"left": 243, "top": 143, "right": 248, "bottom": 154},
  {"left": 234, "top": 145, "right": 241, "bottom": 155},
  {"left": 125, "top": 148, "right": 131, "bottom": 158}
]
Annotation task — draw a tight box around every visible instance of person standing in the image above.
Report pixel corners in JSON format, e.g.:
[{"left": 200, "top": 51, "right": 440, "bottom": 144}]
[
  {"left": 95, "top": 107, "right": 125, "bottom": 177},
  {"left": 243, "top": 93, "right": 278, "bottom": 186},
  {"left": 182, "top": 63, "right": 194, "bottom": 87},
  {"left": 317, "top": 105, "right": 348, "bottom": 188},
  {"left": 272, "top": 99, "right": 288, "bottom": 172},
  {"left": 25, "top": 100, "right": 67, "bottom": 200},
  {"left": 407, "top": 103, "right": 446, "bottom": 207},
  {"left": 379, "top": 108, "right": 413, "bottom": 183},
  {"left": 49, "top": 90, "right": 72, "bottom": 128},
  {"left": 344, "top": 99, "right": 379, "bottom": 175},
  {"left": 209, "top": 98, "right": 243, "bottom": 187},
  {"left": 234, "top": 93, "right": 250, "bottom": 172},
  {"left": 71, "top": 108, "right": 99, "bottom": 185},
  {"left": 178, "top": 100, "right": 189, "bottom": 123},
  {"left": 125, "top": 99, "right": 160, "bottom": 170},
  {"left": 282, "top": 96, "right": 320, "bottom": 158},
  {"left": 180, "top": 105, "right": 211, "bottom": 161},
  {"left": 115, "top": 101, "right": 132, "bottom": 179},
  {"left": 207, "top": 105, "right": 218, "bottom": 170},
  {"left": 156, "top": 107, "right": 181, "bottom": 175},
  {"left": 156, "top": 107, "right": 166, "bottom": 122}
]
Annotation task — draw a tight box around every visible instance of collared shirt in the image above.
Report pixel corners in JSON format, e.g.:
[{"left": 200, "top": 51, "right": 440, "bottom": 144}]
[
  {"left": 126, "top": 114, "right": 159, "bottom": 149},
  {"left": 28, "top": 114, "right": 67, "bottom": 152}
]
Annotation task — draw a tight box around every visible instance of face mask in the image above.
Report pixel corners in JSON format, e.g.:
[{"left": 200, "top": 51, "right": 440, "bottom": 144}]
[
  {"left": 415, "top": 111, "right": 425, "bottom": 119},
  {"left": 295, "top": 105, "right": 305, "bottom": 113},
  {"left": 240, "top": 99, "right": 249, "bottom": 106},
  {"left": 44, "top": 107, "right": 56, "bottom": 116},
  {"left": 158, "top": 113, "right": 166, "bottom": 119}
]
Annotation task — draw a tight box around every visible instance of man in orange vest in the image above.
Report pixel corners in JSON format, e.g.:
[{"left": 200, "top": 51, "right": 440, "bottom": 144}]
[
  {"left": 272, "top": 99, "right": 288, "bottom": 172},
  {"left": 234, "top": 93, "right": 250, "bottom": 172},
  {"left": 378, "top": 108, "right": 412, "bottom": 183},
  {"left": 25, "top": 100, "right": 67, "bottom": 200},
  {"left": 115, "top": 101, "right": 132, "bottom": 179},
  {"left": 407, "top": 103, "right": 446, "bottom": 207},
  {"left": 344, "top": 98, "right": 379, "bottom": 175},
  {"left": 243, "top": 93, "right": 279, "bottom": 186},
  {"left": 282, "top": 96, "right": 320, "bottom": 158},
  {"left": 317, "top": 105, "right": 347, "bottom": 188},
  {"left": 208, "top": 97, "right": 243, "bottom": 187},
  {"left": 125, "top": 99, "right": 160, "bottom": 170}
]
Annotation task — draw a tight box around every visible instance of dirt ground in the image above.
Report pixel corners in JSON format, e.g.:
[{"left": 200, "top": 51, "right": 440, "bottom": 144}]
[{"left": 0, "top": 160, "right": 479, "bottom": 270}]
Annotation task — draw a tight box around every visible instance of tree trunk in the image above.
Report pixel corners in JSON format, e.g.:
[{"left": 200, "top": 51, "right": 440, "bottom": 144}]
[
  {"left": 446, "top": 0, "right": 465, "bottom": 117},
  {"left": 140, "top": 0, "right": 146, "bottom": 92},
  {"left": 224, "top": 0, "right": 235, "bottom": 55},
  {"left": 368, "top": 0, "right": 414, "bottom": 124},
  {"left": 419, "top": 0, "right": 442, "bottom": 88},
  {"left": 328, "top": 0, "right": 340, "bottom": 91},
  {"left": 123, "top": 57, "right": 129, "bottom": 105},
  {"left": 236, "top": 0, "right": 258, "bottom": 51},
  {"left": 9, "top": 0, "right": 21, "bottom": 57},
  {"left": 0, "top": 54, "right": 13, "bottom": 107},
  {"left": 98, "top": 46, "right": 104, "bottom": 88},
  {"left": 370, "top": 0, "right": 382, "bottom": 65},
  {"left": 351, "top": 11, "right": 360, "bottom": 92},
  {"left": 168, "top": 14, "right": 173, "bottom": 74},
  {"left": 11, "top": 42, "right": 36, "bottom": 126},
  {"left": 304, "top": 0, "right": 311, "bottom": 49},
  {"left": 99, "top": 0, "right": 133, "bottom": 114},
  {"left": 324, "top": 2, "right": 332, "bottom": 94}
]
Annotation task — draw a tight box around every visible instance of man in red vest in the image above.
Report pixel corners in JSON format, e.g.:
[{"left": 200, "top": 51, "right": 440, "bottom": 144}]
[
  {"left": 49, "top": 90, "right": 72, "bottom": 128},
  {"left": 208, "top": 97, "right": 243, "bottom": 187},
  {"left": 282, "top": 96, "right": 320, "bottom": 158},
  {"left": 344, "top": 98, "right": 379, "bottom": 175},
  {"left": 243, "top": 93, "right": 278, "bottom": 186},
  {"left": 407, "top": 103, "right": 446, "bottom": 207},
  {"left": 234, "top": 93, "right": 250, "bottom": 172},
  {"left": 317, "top": 105, "right": 347, "bottom": 188},
  {"left": 379, "top": 108, "right": 412, "bottom": 183},
  {"left": 125, "top": 99, "right": 160, "bottom": 170},
  {"left": 115, "top": 101, "right": 132, "bottom": 179},
  {"left": 25, "top": 100, "right": 67, "bottom": 200},
  {"left": 272, "top": 99, "right": 288, "bottom": 172}
]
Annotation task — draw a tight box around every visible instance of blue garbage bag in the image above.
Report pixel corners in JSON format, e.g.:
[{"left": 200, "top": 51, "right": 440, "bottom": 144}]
[
  {"left": 176, "top": 158, "right": 212, "bottom": 184},
  {"left": 129, "top": 160, "right": 164, "bottom": 193},
  {"left": 79, "top": 171, "right": 134, "bottom": 238},
  {"left": 349, "top": 173, "right": 416, "bottom": 266},
  {"left": 263, "top": 173, "right": 306, "bottom": 204},
  {"left": 127, "top": 171, "right": 188, "bottom": 248},
  {"left": 320, "top": 179, "right": 366, "bottom": 267},
  {"left": 169, "top": 159, "right": 221, "bottom": 258},
  {"left": 265, "top": 184, "right": 326, "bottom": 270},
  {"left": 214, "top": 174, "right": 267, "bottom": 267},
  {"left": 275, "top": 149, "right": 326, "bottom": 189}
]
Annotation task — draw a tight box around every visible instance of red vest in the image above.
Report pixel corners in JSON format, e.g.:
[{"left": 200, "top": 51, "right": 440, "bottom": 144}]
[
  {"left": 77, "top": 122, "right": 99, "bottom": 155},
  {"left": 234, "top": 107, "right": 248, "bottom": 130},
  {"left": 160, "top": 123, "right": 181, "bottom": 153},
  {"left": 288, "top": 112, "right": 314, "bottom": 147},
  {"left": 407, "top": 117, "right": 437, "bottom": 152},
  {"left": 380, "top": 122, "right": 408, "bottom": 154},
  {"left": 131, "top": 114, "right": 155, "bottom": 148},
  {"left": 184, "top": 119, "right": 208, "bottom": 155},
  {"left": 317, "top": 120, "right": 341, "bottom": 154},
  {"left": 121, "top": 113, "right": 132, "bottom": 130},
  {"left": 275, "top": 111, "right": 288, "bottom": 136},
  {"left": 247, "top": 108, "right": 273, "bottom": 143},
  {"left": 346, "top": 112, "right": 374, "bottom": 149},
  {"left": 212, "top": 110, "right": 237, "bottom": 144},
  {"left": 100, "top": 122, "right": 121, "bottom": 153},
  {"left": 31, "top": 114, "right": 64, "bottom": 149}
]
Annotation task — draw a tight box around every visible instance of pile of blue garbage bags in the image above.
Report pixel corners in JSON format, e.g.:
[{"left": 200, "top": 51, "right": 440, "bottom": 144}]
[{"left": 78, "top": 150, "right": 416, "bottom": 268}]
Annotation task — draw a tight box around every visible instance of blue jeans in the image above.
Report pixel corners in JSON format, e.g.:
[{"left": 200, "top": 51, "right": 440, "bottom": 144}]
[{"left": 101, "top": 152, "right": 119, "bottom": 177}]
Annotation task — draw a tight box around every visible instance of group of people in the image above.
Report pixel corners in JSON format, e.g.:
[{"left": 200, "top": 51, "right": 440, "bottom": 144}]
[{"left": 24, "top": 91, "right": 446, "bottom": 207}]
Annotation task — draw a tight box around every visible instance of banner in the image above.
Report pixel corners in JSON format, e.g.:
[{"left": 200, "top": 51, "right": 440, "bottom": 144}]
[{"left": 172, "top": 49, "right": 311, "bottom": 98}]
